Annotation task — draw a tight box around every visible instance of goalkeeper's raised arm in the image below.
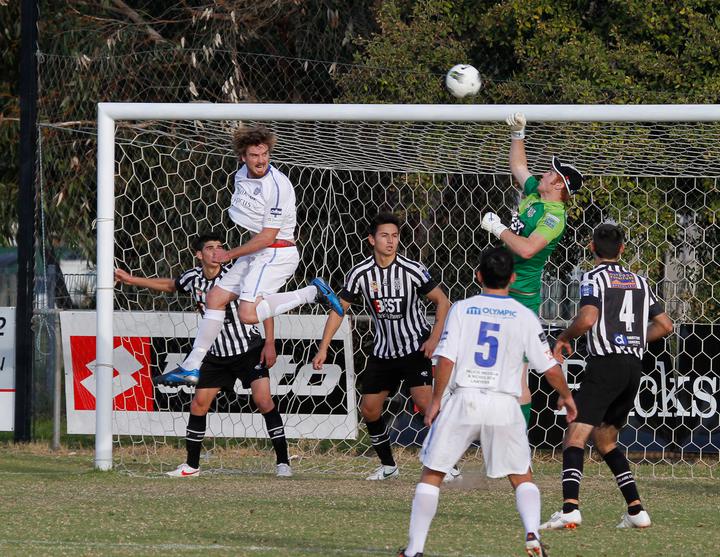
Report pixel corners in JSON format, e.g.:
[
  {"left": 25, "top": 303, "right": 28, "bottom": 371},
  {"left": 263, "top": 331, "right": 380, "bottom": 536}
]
[{"left": 507, "top": 112, "right": 532, "bottom": 188}]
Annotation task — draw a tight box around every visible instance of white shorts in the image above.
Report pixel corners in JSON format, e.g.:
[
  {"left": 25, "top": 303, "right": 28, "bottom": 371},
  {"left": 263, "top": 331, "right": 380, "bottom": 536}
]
[
  {"left": 217, "top": 246, "right": 299, "bottom": 302},
  {"left": 420, "top": 389, "right": 531, "bottom": 479}
]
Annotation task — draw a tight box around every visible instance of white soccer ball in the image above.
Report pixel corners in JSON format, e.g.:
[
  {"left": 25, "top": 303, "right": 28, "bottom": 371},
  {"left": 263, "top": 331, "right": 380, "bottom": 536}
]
[{"left": 445, "top": 64, "right": 482, "bottom": 98}]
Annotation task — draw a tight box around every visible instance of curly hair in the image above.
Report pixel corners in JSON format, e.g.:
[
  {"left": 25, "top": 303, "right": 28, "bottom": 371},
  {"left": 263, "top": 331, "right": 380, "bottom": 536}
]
[{"left": 231, "top": 125, "right": 277, "bottom": 159}]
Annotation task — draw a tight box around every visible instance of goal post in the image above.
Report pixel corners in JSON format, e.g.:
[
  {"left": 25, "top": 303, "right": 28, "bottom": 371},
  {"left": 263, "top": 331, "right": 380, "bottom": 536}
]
[{"left": 94, "top": 103, "right": 720, "bottom": 473}]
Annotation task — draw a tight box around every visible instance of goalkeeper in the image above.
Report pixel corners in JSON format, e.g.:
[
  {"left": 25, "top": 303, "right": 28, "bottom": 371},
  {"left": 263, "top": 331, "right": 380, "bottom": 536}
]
[{"left": 481, "top": 113, "right": 583, "bottom": 427}]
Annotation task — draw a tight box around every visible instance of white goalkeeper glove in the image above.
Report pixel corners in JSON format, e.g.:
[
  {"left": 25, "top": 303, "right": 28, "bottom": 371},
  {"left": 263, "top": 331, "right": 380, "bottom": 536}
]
[
  {"left": 506, "top": 112, "right": 526, "bottom": 140},
  {"left": 481, "top": 212, "right": 508, "bottom": 238}
]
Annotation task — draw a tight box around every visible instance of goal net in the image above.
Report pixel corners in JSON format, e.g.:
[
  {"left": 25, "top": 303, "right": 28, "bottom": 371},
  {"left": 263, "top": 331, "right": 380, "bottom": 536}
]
[{"left": 77, "top": 104, "right": 719, "bottom": 476}]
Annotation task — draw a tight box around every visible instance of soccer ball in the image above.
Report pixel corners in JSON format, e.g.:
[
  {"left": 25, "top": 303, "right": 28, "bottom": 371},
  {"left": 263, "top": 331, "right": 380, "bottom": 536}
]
[{"left": 445, "top": 64, "right": 482, "bottom": 98}]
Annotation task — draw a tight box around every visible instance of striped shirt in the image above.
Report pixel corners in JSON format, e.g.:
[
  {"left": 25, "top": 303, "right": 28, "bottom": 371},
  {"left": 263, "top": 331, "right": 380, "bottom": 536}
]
[
  {"left": 340, "top": 255, "right": 438, "bottom": 359},
  {"left": 579, "top": 263, "right": 664, "bottom": 359},
  {"left": 175, "top": 264, "right": 262, "bottom": 357}
]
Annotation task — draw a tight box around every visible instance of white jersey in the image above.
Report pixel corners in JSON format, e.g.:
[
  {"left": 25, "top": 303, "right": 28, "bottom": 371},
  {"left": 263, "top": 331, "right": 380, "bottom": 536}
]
[
  {"left": 228, "top": 164, "right": 296, "bottom": 241},
  {"left": 434, "top": 293, "right": 558, "bottom": 396}
]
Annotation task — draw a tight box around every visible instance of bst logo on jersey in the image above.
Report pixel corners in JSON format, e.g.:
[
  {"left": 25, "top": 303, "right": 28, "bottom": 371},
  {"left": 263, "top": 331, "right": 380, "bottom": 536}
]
[{"left": 372, "top": 297, "right": 405, "bottom": 319}]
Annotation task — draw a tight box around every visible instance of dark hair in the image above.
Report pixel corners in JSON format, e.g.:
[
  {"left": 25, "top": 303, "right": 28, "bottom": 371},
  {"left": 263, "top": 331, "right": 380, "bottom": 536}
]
[
  {"left": 231, "top": 125, "right": 277, "bottom": 159},
  {"left": 192, "top": 232, "right": 223, "bottom": 252},
  {"left": 368, "top": 212, "right": 401, "bottom": 236},
  {"left": 478, "top": 246, "right": 514, "bottom": 289},
  {"left": 592, "top": 223, "right": 624, "bottom": 259}
]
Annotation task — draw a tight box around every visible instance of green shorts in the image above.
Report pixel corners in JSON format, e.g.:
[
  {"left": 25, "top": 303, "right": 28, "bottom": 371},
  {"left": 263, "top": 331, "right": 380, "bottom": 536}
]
[{"left": 510, "top": 290, "right": 541, "bottom": 364}]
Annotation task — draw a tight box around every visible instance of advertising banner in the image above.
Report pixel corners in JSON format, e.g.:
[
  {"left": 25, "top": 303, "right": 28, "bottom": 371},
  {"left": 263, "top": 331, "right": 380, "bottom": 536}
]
[
  {"left": 60, "top": 311, "right": 357, "bottom": 439},
  {"left": 0, "top": 307, "right": 15, "bottom": 431}
]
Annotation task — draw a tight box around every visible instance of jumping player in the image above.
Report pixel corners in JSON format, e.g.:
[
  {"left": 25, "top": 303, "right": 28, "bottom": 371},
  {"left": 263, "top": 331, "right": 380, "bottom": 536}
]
[
  {"left": 312, "top": 212, "right": 453, "bottom": 481},
  {"left": 398, "top": 246, "right": 577, "bottom": 557},
  {"left": 160, "top": 125, "right": 343, "bottom": 385},
  {"left": 114, "top": 233, "right": 293, "bottom": 477},
  {"left": 481, "top": 112, "right": 583, "bottom": 427}
]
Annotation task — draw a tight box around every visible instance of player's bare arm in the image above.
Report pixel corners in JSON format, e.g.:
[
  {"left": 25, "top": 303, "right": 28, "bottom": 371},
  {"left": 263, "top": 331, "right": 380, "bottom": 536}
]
[
  {"left": 419, "top": 287, "right": 451, "bottom": 358},
  {"left": 507, "top": 112, "right": 532, "bottom": 187},
  {"left": 646, "top": 312, "right": 674, "bottom": 343},
  {"left": 543, "top": 364, "right": 577, "bottom": 423},
  {"left": 213, "top": 226, "right": 281, "bottom": 263},
  {"left": 114, "top": 268, "right": 177, "bottom": 293},
  {"left": 424, "top": 356, "right": 453, "bottom": 428},
  {"left": 312, "top": 298, "right": 351, "bottom": 369},
  {"left": 553, "top": 305, "right": 599, "bottom": 362},
  {"left": 260, "top": 317, "right": 277, "bottom": 368}
]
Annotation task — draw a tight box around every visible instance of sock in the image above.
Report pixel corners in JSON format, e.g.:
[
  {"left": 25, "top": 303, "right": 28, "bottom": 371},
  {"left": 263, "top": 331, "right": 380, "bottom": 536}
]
[
  {"left": 365, "top": 417, "right": 395, "bottom": 466},
  {"left": 561, "top": 446, "right": 585, "bottom": 505},
  {"left": 185, "top": 413, "right": 207, "bottom": 469},
  {"left": 627, "top": 503, "right": 643, "bottom": 516},
  {"left": 406, "top": 482, "right": 440, "bottom": 557},
  {"left": 521, "top": 402, "right": 532, "bottom": 427},
  {"left": 515, "top": 482, "right": 541, "bottom": 538},
  {"left": 256, "top": 286, "right": 317, "bottom": 322},
  {"left": 182, "top": 309, "right": 225, "bottom": 370},
  {"left": 263, "top": 408, "right": 289, "bottom": 465},
  {"left": 603, "top": 448, "right": 642, "bottom": 508}
]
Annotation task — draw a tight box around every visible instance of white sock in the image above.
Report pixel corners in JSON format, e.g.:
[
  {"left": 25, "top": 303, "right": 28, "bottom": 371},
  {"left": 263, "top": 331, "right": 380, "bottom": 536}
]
[
  {"left": 406, "top": 482, "right": 440, "bottom": 556},
  {"left": 181, "top": 309, "right": 225, "bottom": 370},
  {"left": 515, "top": 481, "right": 541, "bottom": 538},
  {"left": 256, "top": 286, "right": 318, "bottom": 322}
]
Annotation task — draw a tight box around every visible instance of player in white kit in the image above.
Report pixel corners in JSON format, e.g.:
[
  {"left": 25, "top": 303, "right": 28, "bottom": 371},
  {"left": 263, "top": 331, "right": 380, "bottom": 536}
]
[
  {"left": 398, "top": 247, "right": 577, "bottom": 557},
  {"left": 159, "top": 125, "right": 343, "bottom": 385}
]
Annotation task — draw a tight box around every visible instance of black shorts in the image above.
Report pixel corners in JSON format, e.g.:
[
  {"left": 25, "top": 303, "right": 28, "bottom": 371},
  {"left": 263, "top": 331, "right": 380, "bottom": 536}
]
[
  {"left": 574, "top": 354, "right": 642, "bottom": 428},
  {"left": 361, "top": 350, "right": 433, "bottom": 395},
  {"left": 196, "top": 345, "right": 268, "bottom": 390}
]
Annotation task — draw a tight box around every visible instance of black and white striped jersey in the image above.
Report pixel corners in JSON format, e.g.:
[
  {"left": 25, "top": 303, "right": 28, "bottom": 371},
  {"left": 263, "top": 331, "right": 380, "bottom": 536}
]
[
  {"left": 340, "top": 254, "right": 438, "bottom": 359},
  {"left": 579, "top": 263, "right": 664, "bottom": 359},
  {"left": 175, "top": 264, "right": 262, "bottom": 357}
]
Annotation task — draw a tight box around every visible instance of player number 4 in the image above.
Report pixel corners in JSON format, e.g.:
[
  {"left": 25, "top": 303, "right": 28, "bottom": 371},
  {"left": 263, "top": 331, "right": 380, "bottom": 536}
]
[
  {"left": 619, "top": 291, "right": 635, "bottom": 332},
  {"left": 475, "top": 321, "right": 500, "bottom": 367}
]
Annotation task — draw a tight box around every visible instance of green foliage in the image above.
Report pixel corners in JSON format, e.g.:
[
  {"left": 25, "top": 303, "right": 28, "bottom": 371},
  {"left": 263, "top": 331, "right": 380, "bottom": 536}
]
[{"left": 336, "top": 0, "right": 470, "bottom": 103}]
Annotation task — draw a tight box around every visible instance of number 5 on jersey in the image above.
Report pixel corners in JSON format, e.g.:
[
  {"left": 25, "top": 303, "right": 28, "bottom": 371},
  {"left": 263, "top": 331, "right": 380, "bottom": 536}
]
[{"left": 475, "top": 321, "right": 500, "bottom": 367}]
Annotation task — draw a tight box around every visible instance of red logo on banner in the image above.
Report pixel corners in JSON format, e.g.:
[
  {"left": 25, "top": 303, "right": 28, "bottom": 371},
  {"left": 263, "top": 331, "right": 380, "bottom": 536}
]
[{"left": 70, "top": 336, "right": 155, "bottom": 411}]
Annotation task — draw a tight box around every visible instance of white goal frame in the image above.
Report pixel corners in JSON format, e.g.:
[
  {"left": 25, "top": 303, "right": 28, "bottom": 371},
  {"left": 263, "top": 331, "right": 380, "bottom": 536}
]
[{"left": 95, "top": 102, "right": 720, "bottom": 470}]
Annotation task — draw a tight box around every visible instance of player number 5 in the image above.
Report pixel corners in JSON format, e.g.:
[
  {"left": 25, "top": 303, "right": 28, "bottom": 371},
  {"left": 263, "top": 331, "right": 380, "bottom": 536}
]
[{"left": 475, "top": 321, "right": 500, "bottom": 367}]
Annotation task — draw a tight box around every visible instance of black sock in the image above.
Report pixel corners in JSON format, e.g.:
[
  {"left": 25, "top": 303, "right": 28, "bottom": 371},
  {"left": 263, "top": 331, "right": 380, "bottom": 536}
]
[
  {"left": 263, "top": 408, "right": 289, "bottom": 465},
  {"left": 365, "top": 417, "right": 395, "bottom": 466},
  {"left": 603, "top": 448, "right": 642, "bottom": 509},
  {"left": 185, "top": 413, "right": 207, "bottom": 469},
  {"left": 561, "top": 446, "right": 585, "bottom": 505}
]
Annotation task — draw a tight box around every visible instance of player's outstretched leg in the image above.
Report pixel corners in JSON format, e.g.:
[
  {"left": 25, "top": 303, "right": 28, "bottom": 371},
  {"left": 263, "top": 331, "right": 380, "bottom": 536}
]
[
  {"left": 251, "top": 277, "right": 344, "bottom": 324},
  {"left": 158, "top": 306, "right": 228, "bottom": 385}
]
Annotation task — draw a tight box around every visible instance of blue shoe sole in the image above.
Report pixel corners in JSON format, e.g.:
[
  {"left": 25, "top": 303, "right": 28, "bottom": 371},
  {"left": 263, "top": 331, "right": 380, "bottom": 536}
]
[
  {"left": 311, "top": 278, "right": 344, "bottom": 316},
  {"left": 153, "top": 367, "right": 199, "bottom": 386}
]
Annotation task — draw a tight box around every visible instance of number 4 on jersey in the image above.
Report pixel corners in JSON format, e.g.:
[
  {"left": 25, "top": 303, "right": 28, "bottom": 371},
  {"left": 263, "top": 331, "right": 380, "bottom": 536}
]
[{"left": 619, "top": 290, "right": 635, "bottom": 332}]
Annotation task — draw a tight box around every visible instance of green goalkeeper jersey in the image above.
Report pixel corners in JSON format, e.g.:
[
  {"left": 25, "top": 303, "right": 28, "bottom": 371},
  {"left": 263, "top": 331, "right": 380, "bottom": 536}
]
[{"left": 509, "top": 176, "right": 566, "bottom": 299}]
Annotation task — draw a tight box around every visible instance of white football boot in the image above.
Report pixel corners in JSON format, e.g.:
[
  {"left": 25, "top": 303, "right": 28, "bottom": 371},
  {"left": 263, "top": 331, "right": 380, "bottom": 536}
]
[
  {"left": 276, "top": 463, "right": 293, "bottom": 477},
  {"left": 165, "top": 463, "right": 200, "bottom": 477},
  {"left": 617, "top": 510, "right": 651, "bottom": 528},
  {"left": 366, "top": 464, "right": 399, "bottom": 480},
  {"left": 539, "top": 509, "right": 582, "bottom": 530}
]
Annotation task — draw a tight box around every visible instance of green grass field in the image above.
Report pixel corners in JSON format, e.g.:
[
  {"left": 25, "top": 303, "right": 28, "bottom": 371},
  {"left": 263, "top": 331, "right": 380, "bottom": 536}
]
[{"left": 0, "top": 444, "right": 717, "bottom": 557}]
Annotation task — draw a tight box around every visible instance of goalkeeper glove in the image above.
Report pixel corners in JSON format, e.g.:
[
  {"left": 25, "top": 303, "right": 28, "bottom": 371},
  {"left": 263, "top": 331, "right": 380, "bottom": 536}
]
[
  {"left": 506, "top": 112, "right": 526, "bottom": 140},
  {"left": 481, "top": 212, "right": 508, "bottom": 238}
]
